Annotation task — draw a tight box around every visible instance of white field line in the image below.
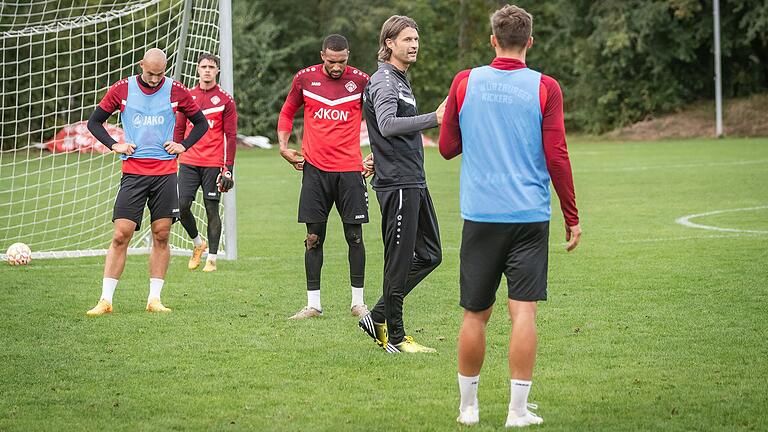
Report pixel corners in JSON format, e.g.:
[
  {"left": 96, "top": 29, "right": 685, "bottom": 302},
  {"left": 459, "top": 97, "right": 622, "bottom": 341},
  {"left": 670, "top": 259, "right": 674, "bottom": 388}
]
[
  {"left": 619, "top": 233, "right": 765, "bottom": 243},
  {"left": 675, "top": 206, "right": 768, "bottom": 234},
  {"left": 583, "top": 159, "right": 768, "bottom": 173}
]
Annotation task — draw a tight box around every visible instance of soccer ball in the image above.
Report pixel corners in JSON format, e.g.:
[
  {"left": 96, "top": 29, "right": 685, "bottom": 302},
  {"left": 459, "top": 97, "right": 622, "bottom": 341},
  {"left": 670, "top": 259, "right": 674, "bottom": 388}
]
[{"left": 5, "top": 242, "right": 32, "bottom": 266}]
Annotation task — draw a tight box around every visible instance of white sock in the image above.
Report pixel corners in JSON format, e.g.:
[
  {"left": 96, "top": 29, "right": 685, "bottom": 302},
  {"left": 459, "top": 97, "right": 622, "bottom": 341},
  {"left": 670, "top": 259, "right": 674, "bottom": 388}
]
[
  {"left": 192, "top": 235, "right": 203, "bottom": 247},
  {"left": 207, "top": 253, "right": 217, "bottom": 262},
  {"left": 148, "top": 278, "right": 164, "bottom": 300},
  {"left": 510, "top": 379, "right": 532, "bottom": 417},
  {"left": 307, "top": 290, "right": 321, "bottom": 311},
  {"left": 101, "top": 278, "right": 118, "bottom": 304},
  {"left": 351, "top": 286, "right": 364, "bottom": 306},
  {"left": 458, "top": 373, "right": 479, "bottom": 411}
]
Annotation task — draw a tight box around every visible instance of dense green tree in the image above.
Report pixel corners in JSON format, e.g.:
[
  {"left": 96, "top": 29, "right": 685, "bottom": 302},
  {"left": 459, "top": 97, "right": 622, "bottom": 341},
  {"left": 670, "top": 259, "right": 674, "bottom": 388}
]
[{"left": 4, "top": 0, "right": 767, "bottom": 149}]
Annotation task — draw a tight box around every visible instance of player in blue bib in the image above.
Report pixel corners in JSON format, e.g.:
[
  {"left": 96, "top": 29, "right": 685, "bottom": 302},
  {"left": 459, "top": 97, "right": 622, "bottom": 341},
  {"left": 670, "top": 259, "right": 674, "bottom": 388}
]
[{"left": 85, "top": 48, "right": 208, "bottom": 317}]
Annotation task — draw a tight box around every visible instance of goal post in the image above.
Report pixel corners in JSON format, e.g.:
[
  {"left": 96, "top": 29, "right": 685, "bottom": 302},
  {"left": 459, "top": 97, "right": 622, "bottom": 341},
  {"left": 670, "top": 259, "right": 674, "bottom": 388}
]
[{"left": 0, "top": 0, "right": 237, "bottom": 260}]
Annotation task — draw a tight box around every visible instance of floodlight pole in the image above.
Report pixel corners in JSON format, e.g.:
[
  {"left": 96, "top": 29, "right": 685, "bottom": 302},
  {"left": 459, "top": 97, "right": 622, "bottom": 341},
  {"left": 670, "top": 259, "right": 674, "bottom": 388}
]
[
  {"left": 219, "top": 0, "right": 237, "bottom": 260},
  {"left": 713, "top": 0, "right": 723, "bottom": 138}
]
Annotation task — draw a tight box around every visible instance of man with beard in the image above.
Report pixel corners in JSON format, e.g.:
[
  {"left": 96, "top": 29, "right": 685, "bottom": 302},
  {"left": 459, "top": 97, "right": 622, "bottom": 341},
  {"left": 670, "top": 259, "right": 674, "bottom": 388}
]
[
  {"left": 85, "top": 48, "right": 208, "bottom": 316},
  {"left": 357, "top": 16, "right": 446, "bottom": 353},
  {"left": 278, "top": 34, "right": 371, "bottom": 320}
]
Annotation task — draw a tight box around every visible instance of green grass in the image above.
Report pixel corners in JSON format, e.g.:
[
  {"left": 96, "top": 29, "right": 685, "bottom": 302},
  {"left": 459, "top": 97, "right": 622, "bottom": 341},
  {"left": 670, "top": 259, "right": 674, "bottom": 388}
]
[{"left": 1, "top": 137, "right": 767, "bottom": 431}]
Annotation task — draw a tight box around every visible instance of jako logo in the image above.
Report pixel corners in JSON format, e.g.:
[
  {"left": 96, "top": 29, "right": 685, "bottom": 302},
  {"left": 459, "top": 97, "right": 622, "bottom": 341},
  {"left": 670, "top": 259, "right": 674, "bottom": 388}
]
[
  {"left": 313, "top": 108, "right": 349, "bottom": 121},
  {"left": 131, "top": 113, "right": 165, "bottom": 127}
]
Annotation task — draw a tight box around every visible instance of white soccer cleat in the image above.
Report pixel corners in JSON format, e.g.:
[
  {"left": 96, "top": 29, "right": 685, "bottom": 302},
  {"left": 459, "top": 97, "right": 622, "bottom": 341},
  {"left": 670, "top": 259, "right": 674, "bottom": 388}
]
[
  {"left": 457, "top": 405, "right": 479, "bottom": 426},
  {"left": 350, "top": 303, "right": 369, "bottom": 317},
  {"left": 505, "top": 404, "right": 543, "bottom": 428},
  {"left": 288, "top": 306, "right": 323, "bottom": 320}
]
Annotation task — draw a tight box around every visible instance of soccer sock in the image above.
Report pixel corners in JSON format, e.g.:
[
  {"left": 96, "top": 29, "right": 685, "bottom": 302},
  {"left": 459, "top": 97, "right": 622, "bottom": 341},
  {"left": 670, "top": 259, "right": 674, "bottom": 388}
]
[
  {"left": 207, "top": 253, "right": 217, "bottom": 262},
  {"left": 192, "top": 235, "right": 203, "bottom": 247},
  {"left": 458, "top": 373, "right": 479, "bottom": 410},
  {"left": 509, "top": 379, "right": 532, "bottom": 417},
  {"left": 101, "top": 277, "right": 118, "bottom": 303},
  {"left": 148, "top": 278, "right": 164, "bottom": 300},
  {"left": 351, "top": 286, "right": 364, "bottom": 306},
  {"left": 307, "top": 290, "right": 321, "bottom": 311}
]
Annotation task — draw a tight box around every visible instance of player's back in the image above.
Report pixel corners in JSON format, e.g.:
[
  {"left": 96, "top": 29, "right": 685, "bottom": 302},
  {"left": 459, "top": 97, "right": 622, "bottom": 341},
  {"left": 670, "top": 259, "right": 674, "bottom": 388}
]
[{"left": 459, "top": 65, "right": 550, "bottom": 223}]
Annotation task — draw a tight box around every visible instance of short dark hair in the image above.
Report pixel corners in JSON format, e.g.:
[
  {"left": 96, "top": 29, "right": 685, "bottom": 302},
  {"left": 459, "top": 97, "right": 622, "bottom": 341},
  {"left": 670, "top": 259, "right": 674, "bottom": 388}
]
[
  {"left": 491, "top": 5, "right": 533, "bottom": 50},
  {"left": 377, "top": 15, "right": 418, "bottom": 61},
  {"left": 197, "top": 53, "right": 220, "bottom": 67},
  {"left": 322, "top": 34, "right": 349, "bottom": 52}
]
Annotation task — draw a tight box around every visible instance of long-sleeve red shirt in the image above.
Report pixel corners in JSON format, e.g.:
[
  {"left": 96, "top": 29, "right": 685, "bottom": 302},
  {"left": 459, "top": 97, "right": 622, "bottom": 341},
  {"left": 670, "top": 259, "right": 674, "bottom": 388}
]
[
  {"left": 174, "top": 84, "right": 237, "bottom": 167},
  {"left": 439, "top": 57, "right": 579, "bottom": 227},
  {"left": 278, "top": 64, "right": 368, "bottom": 172}
]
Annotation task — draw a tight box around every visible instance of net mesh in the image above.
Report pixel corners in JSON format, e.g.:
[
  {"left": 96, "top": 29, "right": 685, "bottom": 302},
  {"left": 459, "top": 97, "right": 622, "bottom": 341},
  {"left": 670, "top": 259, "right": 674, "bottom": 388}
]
[{"left": 0, "top": 0, "right": 229, "bottom": 259}]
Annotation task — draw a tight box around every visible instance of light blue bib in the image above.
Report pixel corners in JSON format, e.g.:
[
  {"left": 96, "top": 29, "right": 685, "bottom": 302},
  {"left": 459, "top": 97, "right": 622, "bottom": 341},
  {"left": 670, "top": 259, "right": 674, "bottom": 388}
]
[
  {"left": 458, "top": 66, "right": 550, "bottom": 223},
  {"left": 121, "top": 76, "right": 176, "bottom": 160}
]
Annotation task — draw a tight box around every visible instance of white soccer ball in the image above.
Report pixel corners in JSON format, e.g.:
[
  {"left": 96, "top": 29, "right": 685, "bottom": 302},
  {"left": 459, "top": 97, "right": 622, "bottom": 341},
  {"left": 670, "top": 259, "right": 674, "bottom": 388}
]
[{"left": 5, "top": 242, "right": 32, "bottom": 266}]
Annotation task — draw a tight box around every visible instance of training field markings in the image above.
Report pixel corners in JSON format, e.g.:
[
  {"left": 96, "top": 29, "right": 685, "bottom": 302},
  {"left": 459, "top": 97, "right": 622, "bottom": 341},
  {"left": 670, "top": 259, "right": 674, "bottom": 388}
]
[
  {"left": 620, "top": 233, "right": 765, "bottom": 243},
  {"left": 582, "top": 159, "right": 768, "bottom": 173},
  {"left": 675, "top": 206, "right": 768, "bottom": 234}
]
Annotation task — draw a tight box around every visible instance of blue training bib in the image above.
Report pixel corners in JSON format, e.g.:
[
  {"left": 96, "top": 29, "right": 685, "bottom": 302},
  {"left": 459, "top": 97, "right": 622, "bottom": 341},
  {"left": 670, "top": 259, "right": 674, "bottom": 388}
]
[{"left": 120, "top": 76, "right": 176, "bottom": 161}]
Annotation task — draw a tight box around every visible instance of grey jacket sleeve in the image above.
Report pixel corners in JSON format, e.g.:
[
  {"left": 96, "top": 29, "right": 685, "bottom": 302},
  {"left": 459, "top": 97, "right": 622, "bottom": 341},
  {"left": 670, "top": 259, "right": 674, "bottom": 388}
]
[{"left": 370, "top": 77, "right": 438, "bottom": 138}]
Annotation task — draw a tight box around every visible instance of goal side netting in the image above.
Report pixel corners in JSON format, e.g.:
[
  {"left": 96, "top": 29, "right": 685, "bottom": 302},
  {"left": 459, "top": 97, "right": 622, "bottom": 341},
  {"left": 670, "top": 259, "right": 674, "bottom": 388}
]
[{"left": 0, "top": 0, "right": 236, "bottom": 260}]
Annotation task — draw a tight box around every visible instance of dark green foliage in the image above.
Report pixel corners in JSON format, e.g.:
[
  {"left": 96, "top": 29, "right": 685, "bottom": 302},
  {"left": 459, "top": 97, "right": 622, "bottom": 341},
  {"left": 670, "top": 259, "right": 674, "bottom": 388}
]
[
  {"left": 3, "top": 0, "right": 767, "bottom": 149},
  {"left": 231, "top": 0, "right": 768, "bottom": 136}
]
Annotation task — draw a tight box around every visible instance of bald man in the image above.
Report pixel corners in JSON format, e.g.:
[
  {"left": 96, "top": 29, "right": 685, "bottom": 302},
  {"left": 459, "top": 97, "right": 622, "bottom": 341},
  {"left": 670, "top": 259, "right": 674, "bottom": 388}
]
[{"left": 85, "top": 48, "right": 208, "bottom": 316}]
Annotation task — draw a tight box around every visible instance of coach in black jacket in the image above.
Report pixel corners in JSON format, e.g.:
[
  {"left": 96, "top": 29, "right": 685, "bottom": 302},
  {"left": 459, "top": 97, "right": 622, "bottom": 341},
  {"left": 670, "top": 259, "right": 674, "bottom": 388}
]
[{"left": 358, "top": 15, "right": 446, "bottom": 354}]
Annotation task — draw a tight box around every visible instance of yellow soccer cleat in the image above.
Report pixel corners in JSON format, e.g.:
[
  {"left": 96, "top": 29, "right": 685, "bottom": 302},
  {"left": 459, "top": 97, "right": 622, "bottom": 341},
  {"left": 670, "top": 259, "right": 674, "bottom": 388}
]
[
  {"left": 386, "top": 335, "right": 437, "bottom": 353},
  {"left": 202, "top": 259, "right": 217, "bottom": 273},
  {"left": 146, "top": 297, "right": 172, "bottom": 313},
  {"left": 86, "top": 299, "right": 113, "bottom": 317},
  {"left": 188, "top": 241, "right": 208, "bottom": 270},
  {"left": 358, "top": 312, "right": 387, "bottom": 347}
]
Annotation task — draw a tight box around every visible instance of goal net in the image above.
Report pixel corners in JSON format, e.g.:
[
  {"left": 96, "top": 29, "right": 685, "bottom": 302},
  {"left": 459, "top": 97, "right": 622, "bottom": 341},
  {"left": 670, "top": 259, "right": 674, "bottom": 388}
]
[{"left": 0, "top": 0, "right": 236, "bottom": 260}]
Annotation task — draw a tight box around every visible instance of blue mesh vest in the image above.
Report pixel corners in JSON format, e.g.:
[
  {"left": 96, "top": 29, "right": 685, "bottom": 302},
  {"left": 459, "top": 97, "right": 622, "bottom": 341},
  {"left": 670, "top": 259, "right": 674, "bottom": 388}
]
[
  {"left": 120, "top": 76, "right": 176, "bottom": 161},
  {"left": 458, "top": 66, "right": 551, "bottom": 223}
]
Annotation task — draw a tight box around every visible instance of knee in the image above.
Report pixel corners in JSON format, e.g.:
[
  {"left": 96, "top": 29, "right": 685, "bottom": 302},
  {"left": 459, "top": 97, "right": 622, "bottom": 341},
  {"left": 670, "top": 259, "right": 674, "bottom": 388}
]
[
  {"left": 344, "top": 227, "right": 363, "bottom": 246},
  {"left": 152, "top": 229, "right": 170, "bottom": 246},
  {"left": 204, "top": 200, "right": 220, "bottom": 217},
  {"left": 180, "top": 198, "right": 194, "bottom": 212},
  {"left": 111, "top": 230, "right": 131, "bottom": 248},
  {"left": 425, "top": 251, "right": 442, "bottom": 269},
  {"left": 305, "top": 233, "right": 322, "bottom": 250}
]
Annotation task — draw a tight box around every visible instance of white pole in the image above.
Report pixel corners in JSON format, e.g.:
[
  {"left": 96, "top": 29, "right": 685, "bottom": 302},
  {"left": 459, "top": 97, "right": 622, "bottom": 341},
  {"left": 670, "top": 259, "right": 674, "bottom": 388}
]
[
  {"left": 173, "top": 0, "right": 193, "bottom": 81},
  {"left": 713, "top": 0, "right": 723, "bottom": 138},
  {"left": 219, "top": 0, "right": 237, "bottom": 260}
]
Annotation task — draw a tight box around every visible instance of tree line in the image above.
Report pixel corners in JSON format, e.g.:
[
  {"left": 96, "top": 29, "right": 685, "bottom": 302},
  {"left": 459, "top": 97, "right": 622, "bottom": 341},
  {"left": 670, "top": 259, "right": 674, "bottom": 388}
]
[{"left": 232, "top": 0, "right": 768, "bottom": 137}]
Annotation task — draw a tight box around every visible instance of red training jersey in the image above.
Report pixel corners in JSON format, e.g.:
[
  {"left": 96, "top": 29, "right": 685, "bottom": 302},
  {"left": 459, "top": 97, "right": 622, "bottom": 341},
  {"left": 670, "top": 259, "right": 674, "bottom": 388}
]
[
  {"left": 439, "top": 57, "right": 579, "bottom": 227},
  {"left": 278, "top": 64, "right": 368, "bottom": 172},
  {"left": 98, "top": 75, "right": 200, "bottom": 175},
  {"left": 174, "top": 84, "right": 238, "bottom": 167}
]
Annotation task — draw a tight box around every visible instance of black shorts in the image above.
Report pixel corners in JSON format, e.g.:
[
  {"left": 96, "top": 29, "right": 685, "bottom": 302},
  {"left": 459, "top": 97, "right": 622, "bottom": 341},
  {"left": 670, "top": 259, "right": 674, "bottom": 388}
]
[
  {"left": 298, "top": 161, "right": 369, "bottom": 224},
  {"left": 178, "top": 163, "right": 221, "bottom": 201},
  {"left": 113, "top": 173, "right": 180, "bottom": 231},
  {"left": 459, "top": 220, "right": 549, "bottom": 311}
]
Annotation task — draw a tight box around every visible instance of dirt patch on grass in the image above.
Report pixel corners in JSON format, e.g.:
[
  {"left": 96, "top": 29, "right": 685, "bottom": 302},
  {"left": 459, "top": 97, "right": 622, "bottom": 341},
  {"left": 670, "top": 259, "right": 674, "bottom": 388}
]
[{"left": 607, "top": 93, "right": 768, "bottom": 140}]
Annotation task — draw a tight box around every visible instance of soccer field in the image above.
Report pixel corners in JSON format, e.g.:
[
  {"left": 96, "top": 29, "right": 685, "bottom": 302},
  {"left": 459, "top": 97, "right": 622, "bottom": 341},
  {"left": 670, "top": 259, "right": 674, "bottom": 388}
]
[{"left": 1, "top": 138, "right": 767, "bottom": 431}]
